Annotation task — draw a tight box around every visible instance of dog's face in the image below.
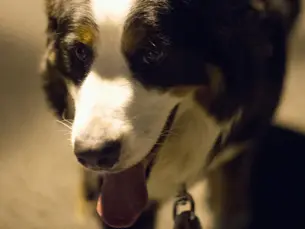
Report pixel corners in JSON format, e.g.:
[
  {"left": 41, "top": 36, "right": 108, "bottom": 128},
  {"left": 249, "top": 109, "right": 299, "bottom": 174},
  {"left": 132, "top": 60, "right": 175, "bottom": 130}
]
[
  {"left": 44, "top": 0, "right": 186, "bottom": 172},
  {"left": 41, "top": 0, "right": 296, "bottom": 172}
]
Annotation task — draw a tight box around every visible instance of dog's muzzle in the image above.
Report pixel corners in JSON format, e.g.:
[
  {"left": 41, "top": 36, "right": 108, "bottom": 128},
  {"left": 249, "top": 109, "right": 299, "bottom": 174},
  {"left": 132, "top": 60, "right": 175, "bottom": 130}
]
[{"left": 96, "top": 104, "right": 179, "bottom": 228}]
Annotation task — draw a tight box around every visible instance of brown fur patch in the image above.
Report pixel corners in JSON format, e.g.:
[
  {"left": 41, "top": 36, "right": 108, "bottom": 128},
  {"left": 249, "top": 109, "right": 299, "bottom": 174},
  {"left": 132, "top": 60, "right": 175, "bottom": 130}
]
[
  {"left": 194, "top": 86, "right": 212, "bottom": 109},
  {"left": 194, "top": 64, "right": 224, "bottom": 109},
  {"left": 47, "top": 50, "right": 56, "bottom": 65},
  {"left": 205, "top": 64, "right": 225, "bottom": 96},
  {"left": 75, "top": 25, "right": 96, "bottom": 46}
]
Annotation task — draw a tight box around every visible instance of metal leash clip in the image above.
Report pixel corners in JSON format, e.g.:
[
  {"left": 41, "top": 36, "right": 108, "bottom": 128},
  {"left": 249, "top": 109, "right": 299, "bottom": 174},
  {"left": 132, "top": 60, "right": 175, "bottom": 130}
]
[{"left": 173, "top": 185, "right": 203, "bottom": 229}]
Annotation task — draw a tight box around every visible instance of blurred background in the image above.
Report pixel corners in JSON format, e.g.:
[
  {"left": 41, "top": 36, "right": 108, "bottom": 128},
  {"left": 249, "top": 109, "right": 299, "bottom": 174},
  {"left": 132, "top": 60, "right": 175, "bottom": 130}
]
[{"left": 0, "top": 1, "right": 304, "bottom": 229}]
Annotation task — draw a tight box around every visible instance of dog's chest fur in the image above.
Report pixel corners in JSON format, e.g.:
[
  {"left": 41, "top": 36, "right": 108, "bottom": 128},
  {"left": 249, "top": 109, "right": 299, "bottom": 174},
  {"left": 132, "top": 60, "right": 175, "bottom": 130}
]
[{"left": 147, "top": 98, "right": 223, "bottom": 200}]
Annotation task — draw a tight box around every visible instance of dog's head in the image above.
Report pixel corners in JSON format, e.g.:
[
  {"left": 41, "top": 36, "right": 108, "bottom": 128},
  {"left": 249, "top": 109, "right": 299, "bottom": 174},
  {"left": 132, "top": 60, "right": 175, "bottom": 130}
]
[{"left": 41, "top": 0, "right": 299, "bottom": 227}]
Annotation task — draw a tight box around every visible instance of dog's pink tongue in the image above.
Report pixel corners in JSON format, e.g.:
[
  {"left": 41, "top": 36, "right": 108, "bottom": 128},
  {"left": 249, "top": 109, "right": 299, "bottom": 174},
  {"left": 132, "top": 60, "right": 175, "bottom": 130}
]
[{"left": 99, "top": 163, "right": 148, "bottom": 228}]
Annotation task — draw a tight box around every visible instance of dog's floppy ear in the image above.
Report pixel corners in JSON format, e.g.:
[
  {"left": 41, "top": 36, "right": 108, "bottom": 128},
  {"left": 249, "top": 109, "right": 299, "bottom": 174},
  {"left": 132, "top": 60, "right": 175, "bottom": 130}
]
[
  {"left": 40, "top": 57, "right": 69, "bottom": 120},
  {"left": 251, "top": 0, "right": 301, "bottom": 32}
]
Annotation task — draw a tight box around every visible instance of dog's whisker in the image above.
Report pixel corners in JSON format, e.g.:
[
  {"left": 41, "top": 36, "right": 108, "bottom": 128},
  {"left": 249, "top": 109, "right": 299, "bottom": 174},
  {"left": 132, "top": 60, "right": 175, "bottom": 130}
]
[
  {"left": 56, "top": 119, "right": 72, "bottom": 130},
  {"left": 62, "top": 119, "right": 73, "bottom": 125},
  {"left": 61, "top": 118, "right": 72, "bottom": 123}
]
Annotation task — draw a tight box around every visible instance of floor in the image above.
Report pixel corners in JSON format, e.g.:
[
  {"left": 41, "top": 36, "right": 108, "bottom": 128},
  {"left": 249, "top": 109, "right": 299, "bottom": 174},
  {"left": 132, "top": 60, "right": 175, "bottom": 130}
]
[{"left": 0, "top": 1, "right": 304, "bottom": 229}]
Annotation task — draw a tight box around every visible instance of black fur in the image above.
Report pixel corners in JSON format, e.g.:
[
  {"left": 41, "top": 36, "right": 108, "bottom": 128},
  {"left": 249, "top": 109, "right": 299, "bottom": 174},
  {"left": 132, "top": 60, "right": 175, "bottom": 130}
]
[
  {"left": 122, "top": 0, "right": 297, "bottom": 126},
  {"left": 41, "top": 61, "right": 68, "bottom": 119}
]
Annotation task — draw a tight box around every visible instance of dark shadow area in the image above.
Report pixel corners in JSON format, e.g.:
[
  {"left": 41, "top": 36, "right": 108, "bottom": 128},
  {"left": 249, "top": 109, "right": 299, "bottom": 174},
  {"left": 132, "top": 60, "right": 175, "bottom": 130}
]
[{"left": 251, "top": 125, "right": 305, "bottom": 229}]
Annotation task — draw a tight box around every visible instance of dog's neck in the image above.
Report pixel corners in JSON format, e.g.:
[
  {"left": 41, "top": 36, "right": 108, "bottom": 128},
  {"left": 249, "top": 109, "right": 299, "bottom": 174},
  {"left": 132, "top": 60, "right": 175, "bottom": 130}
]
[{"left": 147, "top": 95, "right": 227, "bottom": 200}]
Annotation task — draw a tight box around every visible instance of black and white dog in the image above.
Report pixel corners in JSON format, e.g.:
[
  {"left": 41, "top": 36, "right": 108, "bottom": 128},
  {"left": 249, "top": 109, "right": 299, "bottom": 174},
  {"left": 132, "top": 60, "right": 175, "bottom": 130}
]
[{"left": 40, "top": 0, "right": 300, "bottom": 228}]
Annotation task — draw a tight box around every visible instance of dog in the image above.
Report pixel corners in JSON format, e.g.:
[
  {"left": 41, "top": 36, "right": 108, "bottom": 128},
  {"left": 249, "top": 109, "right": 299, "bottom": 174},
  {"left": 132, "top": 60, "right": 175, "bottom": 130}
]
[{"left": 40, "top": 0, "right": 300, "bottom": 228}]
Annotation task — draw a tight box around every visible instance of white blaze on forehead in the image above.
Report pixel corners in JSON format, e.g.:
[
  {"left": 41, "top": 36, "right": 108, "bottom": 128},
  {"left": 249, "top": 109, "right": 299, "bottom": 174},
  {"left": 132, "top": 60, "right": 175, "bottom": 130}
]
[
  {"left": 91, "top": 0, "right": 134, "bottom": 24},
  {"left": 77, "top": 72, "right": 133, "bottom": 109}
]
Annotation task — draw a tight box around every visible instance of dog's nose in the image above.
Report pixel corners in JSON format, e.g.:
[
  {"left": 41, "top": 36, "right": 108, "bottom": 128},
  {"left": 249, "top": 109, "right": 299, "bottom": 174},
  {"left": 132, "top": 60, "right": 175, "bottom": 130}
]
[{"left": 74, "top": 140, "right": 121, "bottom": 169}]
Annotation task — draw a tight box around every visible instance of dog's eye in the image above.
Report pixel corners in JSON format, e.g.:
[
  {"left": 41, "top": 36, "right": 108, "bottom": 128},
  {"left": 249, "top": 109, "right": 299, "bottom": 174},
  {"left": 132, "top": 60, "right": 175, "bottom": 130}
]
[
  {"left": 68, "top": 42, "right": 94, "bottom": 83},
  {"left": 74, "top": 42, "right": 93, "bottom": 63},
  {"left": 143, "top": 50, "right": 165, "bottom": 64}
]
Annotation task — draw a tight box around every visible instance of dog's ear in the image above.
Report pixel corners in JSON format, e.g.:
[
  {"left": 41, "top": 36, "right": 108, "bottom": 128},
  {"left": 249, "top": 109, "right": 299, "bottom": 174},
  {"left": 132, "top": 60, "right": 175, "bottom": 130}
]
[
  {"left": 40, "top": 57, "right": 69, "bottom": 120},
  {"left": 251, "top": 0, "right": 301, "bottom": 32}
]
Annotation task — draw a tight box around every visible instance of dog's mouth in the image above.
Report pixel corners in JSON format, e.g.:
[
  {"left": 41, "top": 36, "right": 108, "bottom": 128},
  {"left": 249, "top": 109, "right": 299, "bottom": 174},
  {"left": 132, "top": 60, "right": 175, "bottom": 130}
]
[{"left": 97, "top": 105, "right": 179, "bottom": 228}]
